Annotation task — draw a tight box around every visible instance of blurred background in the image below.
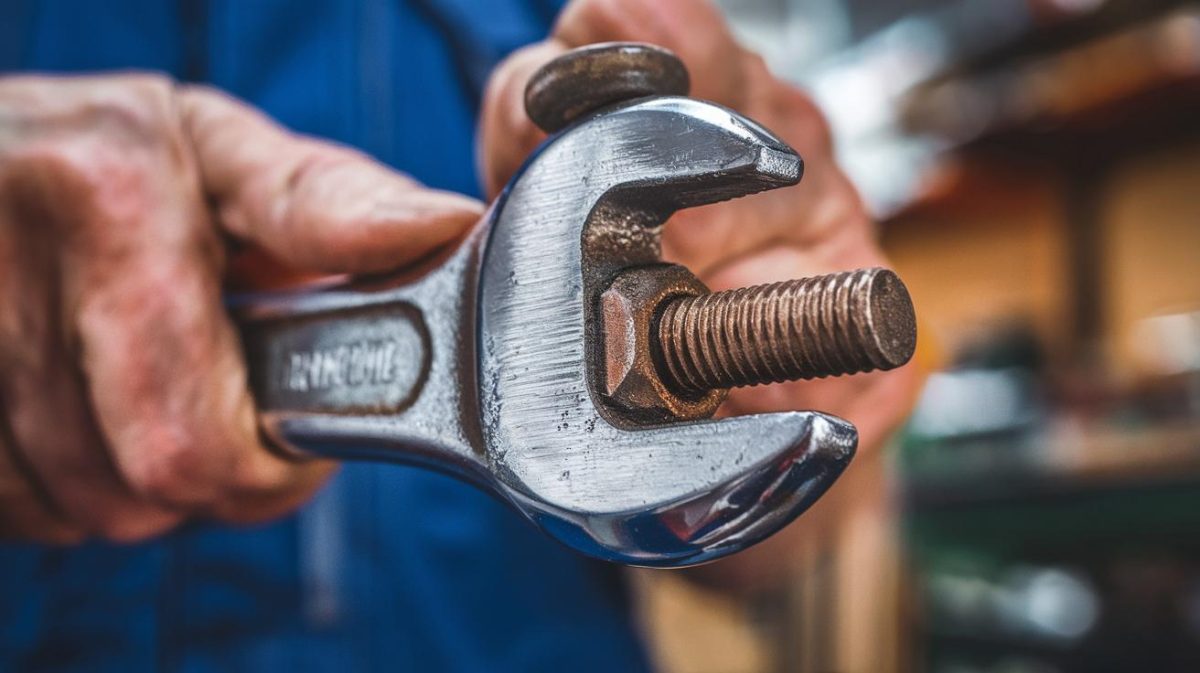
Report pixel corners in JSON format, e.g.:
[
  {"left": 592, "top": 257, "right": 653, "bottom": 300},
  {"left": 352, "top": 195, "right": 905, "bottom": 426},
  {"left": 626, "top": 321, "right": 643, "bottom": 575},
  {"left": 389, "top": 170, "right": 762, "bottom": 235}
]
[{"left": 637, "top": 1, "right": 1200, "bottom": 671}]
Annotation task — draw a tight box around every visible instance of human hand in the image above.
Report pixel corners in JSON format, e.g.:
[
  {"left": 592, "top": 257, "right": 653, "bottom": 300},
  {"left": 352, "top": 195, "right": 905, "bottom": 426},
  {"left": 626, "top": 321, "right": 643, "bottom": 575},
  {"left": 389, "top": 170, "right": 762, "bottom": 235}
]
[
  {"left": 0, "top": 74, "right": 482, "bottom": 542},
  {"left": 480, "top": 0, "right": 922, "bottom": 584}
]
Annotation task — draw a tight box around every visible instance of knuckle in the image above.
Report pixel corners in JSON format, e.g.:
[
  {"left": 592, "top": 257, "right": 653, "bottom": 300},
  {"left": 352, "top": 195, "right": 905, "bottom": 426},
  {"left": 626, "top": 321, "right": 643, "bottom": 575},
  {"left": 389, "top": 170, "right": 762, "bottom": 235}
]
[
  {"left": 0, "top": 73, "right": 187, "bottom": 231},
  {"left": 78, "top": 73, "right": 177, "bottom": 137},
  {"left": 2, "top": 138, "right": 159, "bottom": 245},
  {"left": 76, "top": 259, "right": 210, "bottom": 347},
  {"left": 282, "top": 142, "right": 368, "bottom": 203},
  {"left": 0, "top": 72, "right": 177, "bottom": 149},
  {"left": 272, "top": 146, "right": 369, "bottom": 261}
]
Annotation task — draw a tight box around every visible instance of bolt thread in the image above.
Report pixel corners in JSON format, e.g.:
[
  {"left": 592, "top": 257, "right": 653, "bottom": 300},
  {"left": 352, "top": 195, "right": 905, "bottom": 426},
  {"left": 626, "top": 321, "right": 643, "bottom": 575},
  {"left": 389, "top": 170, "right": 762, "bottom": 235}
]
[{"left": 655, "top": 268, "right": 916, "bottom": 393}]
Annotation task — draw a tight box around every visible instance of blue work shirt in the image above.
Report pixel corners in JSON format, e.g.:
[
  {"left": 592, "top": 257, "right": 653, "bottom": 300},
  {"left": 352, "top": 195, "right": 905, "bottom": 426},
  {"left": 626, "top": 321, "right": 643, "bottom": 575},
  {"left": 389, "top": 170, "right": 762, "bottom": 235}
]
[{"left": 0, "top": 2, "right": 654, "bottom": 671}]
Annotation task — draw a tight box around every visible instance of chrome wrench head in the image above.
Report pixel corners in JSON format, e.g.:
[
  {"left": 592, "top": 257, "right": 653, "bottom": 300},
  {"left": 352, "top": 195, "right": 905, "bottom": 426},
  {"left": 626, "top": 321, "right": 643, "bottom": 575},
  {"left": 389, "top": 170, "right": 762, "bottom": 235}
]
[
  {"left": 238, "top": 95, "right": 857, "bottom": 568},
  {"left": 476, "top": 96, "right": 857, "bottom": 566}
]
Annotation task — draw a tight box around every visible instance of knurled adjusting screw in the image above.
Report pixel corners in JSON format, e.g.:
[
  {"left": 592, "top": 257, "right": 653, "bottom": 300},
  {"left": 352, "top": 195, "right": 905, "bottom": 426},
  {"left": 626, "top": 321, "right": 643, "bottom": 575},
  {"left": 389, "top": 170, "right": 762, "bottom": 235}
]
[{"left": 526, "top": 43, "right": 917, "bottom": 415}]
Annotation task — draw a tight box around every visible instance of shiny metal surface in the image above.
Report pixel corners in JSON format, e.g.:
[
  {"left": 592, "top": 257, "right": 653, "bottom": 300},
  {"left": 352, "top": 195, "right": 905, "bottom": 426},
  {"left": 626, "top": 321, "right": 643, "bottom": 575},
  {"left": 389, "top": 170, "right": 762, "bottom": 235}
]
[{"left": 235, "top": 95, "right": 858, "bottom": 566}]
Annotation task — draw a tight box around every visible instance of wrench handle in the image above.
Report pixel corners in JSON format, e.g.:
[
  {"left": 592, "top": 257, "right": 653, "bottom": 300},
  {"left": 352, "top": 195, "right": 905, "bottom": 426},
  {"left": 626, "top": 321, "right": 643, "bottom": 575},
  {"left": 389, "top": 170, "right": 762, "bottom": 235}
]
[
  {"left": 238, "top": 298, "right": 431, "bottom": 419},
  {"left": 228, "top": 224, "right": 484, "bottom": 467},
  {"left": 227, "top": 239, "right": 481, "bottom": 468}
]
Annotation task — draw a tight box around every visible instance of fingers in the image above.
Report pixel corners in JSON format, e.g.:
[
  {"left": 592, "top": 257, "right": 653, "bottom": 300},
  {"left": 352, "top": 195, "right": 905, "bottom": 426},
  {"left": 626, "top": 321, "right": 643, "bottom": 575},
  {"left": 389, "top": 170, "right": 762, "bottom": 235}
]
[
  {"left": 179, "top": 86, "right": 483, "bottom": 275},
  {"left": 3, "top": 344, "right": 183, "bottom": 541},
  {"left": 479, "top": 40, "right": 566, "bottom": 197},
  {"left": 556, "top": 0, "right": 834, "bottom": 162},
  {"left": 0, "top": 165, "right": 180, "bottom": 541},
  {"left": 0, "top": 74, "right": 399, "bottom": 543},
  {"left": 207, "top": 460, "right": 335, "bottom": 525},
  {"left": 656, "top": 161, "right": 876, "bottom": 280},
  {"left": 63, "top": 169, "right": 337, "bottom": 526},
  {"left": 64, "top": 189, "right": 309, "bottom": 514},
  {"left": 0, "top": 406, "right": 83, "bottom": 544},
  {"left": 18, "top": 79, "right": 334, "bottom": 528}
]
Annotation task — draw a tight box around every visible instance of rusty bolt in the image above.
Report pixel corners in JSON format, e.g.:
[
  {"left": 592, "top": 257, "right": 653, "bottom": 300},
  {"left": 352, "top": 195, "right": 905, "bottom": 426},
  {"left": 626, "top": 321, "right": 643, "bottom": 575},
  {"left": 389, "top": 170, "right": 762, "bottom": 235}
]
[
  {"left": 599, "top": 266, "right": 916, "bottom": 422},
  {"left": 525, "top": 42, "right": 690, "bottom": 134},
  {"left": 655, "top": 268, "right": 917, "bottom": 393}
]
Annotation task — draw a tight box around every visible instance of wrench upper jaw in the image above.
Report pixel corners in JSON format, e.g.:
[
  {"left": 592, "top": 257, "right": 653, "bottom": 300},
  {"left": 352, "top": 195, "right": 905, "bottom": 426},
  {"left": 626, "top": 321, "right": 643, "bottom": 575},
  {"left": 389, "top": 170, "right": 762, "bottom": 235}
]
[
  {"left": 643, "top": 142, "right": 802, "bottom": 213},
  {"left": 591, "top": 97, "right": 803, "bottom": 216}
]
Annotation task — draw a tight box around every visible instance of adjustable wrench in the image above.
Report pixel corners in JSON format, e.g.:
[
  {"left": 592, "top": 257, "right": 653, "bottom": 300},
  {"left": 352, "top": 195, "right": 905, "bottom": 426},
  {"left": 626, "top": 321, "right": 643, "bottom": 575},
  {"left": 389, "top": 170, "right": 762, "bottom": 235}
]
[{"left": 234, "top": 44, "right": 911, "bottom": 567}]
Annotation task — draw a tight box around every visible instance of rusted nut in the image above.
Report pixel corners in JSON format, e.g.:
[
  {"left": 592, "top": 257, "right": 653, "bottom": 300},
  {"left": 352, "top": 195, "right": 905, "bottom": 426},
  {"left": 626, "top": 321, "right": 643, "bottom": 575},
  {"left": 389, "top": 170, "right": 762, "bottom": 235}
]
[
  {"left": 525, "top": 42, "right": 691, "bottom": 134},
  {"left": 599, "top": 265, "right": 726, "bottom": 423}
]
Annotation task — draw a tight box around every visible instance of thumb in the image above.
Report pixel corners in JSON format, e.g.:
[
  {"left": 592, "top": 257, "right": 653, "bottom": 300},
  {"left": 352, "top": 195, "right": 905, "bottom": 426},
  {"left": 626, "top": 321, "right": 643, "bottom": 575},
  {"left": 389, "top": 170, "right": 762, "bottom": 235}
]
[{"left": 179, "top": 86, "right": 483, "bottom": 274}]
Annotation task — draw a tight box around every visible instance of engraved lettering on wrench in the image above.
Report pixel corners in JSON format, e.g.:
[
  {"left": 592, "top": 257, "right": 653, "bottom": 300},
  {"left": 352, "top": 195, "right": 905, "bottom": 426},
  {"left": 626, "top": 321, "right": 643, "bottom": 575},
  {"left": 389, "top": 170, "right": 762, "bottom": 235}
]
[
  {"left": 243, "top": 303, "right": 430, "bottom": 415},
  {"left": 284, "top": 339, "right": 402, "bottom": 392}
]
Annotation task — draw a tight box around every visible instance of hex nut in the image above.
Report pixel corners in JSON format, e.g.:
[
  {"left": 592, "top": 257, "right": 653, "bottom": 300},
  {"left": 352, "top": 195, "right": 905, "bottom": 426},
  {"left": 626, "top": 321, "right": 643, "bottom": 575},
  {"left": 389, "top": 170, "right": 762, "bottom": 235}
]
[{"left": 599, "top": 264, "right": 727, "bottom": 423}]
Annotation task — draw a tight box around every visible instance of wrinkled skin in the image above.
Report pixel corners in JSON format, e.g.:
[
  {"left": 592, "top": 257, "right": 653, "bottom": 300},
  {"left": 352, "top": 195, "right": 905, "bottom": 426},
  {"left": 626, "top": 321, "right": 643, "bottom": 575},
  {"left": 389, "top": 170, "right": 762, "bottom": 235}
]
[
  {"left": 0, "top": 0, "right": 920, "bottom": 588},
  {"left": 0, "top": 75, "right": 481, "bottom": 542},
  {"left": 480, "top": 0, "right": 921, "bottom": 588}
]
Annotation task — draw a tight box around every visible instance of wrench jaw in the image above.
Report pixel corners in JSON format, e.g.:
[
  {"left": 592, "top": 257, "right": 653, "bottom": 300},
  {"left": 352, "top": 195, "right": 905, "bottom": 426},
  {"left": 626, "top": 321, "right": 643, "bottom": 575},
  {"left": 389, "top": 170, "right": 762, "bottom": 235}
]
[
  {"left": 497, "top": 411, "right": 856, "bottom": 567},
  {"left": 477, "top": 96, "right": 859, "bottom": 566},
  {"left": 578, "top": 96, "right": 803, "bottom": 217}
]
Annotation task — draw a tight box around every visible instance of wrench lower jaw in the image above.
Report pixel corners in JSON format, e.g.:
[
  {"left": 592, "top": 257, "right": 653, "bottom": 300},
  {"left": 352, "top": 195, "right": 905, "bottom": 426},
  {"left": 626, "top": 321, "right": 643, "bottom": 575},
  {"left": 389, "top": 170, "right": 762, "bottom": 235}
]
[{"left": 502, "top": 412, "right": 857, "bottom": 568}]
